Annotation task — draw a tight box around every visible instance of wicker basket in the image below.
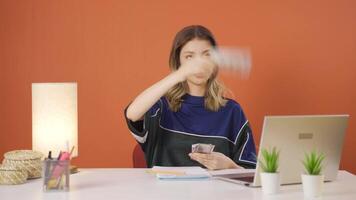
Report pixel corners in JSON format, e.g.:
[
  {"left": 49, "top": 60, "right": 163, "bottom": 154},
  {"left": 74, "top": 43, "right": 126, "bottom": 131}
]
[
  {"left": 0, "top": 165, "right": 28, "bottom": 185},
  {"left": 2, "top": 150, "right": 44, "bottom": 179}
]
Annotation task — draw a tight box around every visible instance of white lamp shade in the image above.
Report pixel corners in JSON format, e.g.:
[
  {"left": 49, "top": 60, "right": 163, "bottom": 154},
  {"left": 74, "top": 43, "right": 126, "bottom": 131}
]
[{"left": 32, "top": 83, "right": 78, "bottom": 158}]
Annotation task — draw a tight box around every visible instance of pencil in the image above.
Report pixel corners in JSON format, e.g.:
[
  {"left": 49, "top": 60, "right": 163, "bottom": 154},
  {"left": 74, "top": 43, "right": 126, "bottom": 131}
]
[{"left": 69, "top": 146, "right": 75, "bottom": 157}]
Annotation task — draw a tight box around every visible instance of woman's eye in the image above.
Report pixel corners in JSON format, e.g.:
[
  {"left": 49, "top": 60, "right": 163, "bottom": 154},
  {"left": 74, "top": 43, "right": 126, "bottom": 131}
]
[
  {"left": 186, "top": 55, "right": 193, "bottom": 59},
  {"left": 204, "top": 53, "right": 210, "bottom": 57}
]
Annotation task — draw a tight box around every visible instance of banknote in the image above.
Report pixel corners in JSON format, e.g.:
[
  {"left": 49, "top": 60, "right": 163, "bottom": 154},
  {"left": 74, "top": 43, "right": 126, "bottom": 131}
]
[
  {"left": 210, "top": 46, "right": 252, "bottom": 78},
  {"left": 192, "top": 143, "right": 215, "bottom": 154}
]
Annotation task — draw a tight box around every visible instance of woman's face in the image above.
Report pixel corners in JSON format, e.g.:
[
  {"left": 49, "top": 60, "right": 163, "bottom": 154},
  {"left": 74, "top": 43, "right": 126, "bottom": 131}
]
[{"left": 179, "top": 38, "right": 214, "bottom": 86}]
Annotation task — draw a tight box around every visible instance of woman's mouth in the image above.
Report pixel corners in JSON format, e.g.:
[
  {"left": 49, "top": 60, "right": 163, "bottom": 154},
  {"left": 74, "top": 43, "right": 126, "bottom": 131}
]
[{"left": 195, "top": 74, "right": 206, "bottom": 79}]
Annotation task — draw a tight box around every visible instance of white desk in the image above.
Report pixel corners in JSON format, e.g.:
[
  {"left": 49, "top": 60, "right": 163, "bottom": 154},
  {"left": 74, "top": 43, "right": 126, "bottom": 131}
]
[{"left": 0, "top": 169, "right": 355, "bottom": 200}]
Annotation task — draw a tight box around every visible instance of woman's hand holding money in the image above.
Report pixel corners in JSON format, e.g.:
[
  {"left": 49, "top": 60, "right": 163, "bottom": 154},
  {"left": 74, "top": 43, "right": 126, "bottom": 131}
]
[{"left": 189, "top": 152, "right": 243, "bottom": 170}]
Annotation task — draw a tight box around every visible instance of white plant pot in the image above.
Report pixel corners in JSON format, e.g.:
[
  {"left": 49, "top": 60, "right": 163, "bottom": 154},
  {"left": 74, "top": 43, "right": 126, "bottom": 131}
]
[
  {"left": 260, "top": 172, "right": 280, "bottom": 194},
  {"left": 301, "top": 174, "right": 324, "bottom": 198}
]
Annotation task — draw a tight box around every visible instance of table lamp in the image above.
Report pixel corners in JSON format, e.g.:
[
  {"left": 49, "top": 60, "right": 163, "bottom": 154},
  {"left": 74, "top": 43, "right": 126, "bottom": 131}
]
[{"left": 32, "top": 82, "right": 78, "bottom": 173}]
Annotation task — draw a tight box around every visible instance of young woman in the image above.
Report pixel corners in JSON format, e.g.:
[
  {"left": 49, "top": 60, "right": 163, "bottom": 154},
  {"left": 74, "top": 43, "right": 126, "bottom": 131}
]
[{"left": 125, "top": 25, "right": 256, "bottom": 170}]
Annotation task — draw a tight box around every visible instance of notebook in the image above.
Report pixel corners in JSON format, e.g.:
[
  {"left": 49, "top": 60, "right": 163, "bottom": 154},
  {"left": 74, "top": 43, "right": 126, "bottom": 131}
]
[
  {"left": 149, "top": 166, "right": 255, "bottom": 180},
  {"left": 150, "top": 166, "right": 211, "bottom": 180}
]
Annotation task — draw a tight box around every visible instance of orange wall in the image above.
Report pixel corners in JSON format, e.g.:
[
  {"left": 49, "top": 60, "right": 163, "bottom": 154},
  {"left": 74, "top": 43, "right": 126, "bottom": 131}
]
[{"left": 1, "top": 0, "right": 355, "bottom": 173}]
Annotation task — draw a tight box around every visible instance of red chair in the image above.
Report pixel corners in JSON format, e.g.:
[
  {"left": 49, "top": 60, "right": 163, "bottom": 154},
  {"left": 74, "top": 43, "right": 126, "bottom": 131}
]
[{"left": 132, "top": 144, "right": 147, "bottom": 168}]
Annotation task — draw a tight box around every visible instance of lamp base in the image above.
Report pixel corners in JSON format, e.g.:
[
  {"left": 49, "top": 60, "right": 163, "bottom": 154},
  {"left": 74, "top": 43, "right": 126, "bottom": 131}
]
[{"left": 70, "top": 165, "right": 79, "bottom": 174}]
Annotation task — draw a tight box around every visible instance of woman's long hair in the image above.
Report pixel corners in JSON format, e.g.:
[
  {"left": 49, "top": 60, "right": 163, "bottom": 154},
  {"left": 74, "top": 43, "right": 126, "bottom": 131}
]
[{"left": 166, "top": 25, "right": 227, "bottom": 112}]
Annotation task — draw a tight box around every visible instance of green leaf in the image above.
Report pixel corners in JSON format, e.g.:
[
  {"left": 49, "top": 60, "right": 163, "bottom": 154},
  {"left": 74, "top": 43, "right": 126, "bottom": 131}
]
[
  {"left": 258, "top": 147, "right": 280, "bottom": 173},
  {"left": 302, "top": 150, "right": 325, "bottom": 175}
]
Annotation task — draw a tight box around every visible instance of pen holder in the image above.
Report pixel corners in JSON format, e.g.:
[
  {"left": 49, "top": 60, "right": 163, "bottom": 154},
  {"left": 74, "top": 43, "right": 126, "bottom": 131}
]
[{"left": 43, "top": 159, "right": 70, "bottom": 192}]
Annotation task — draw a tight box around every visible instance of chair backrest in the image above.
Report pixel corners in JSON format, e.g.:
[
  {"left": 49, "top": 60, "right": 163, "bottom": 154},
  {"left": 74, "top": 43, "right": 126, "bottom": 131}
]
[{"left": 132, "top": 144, "right": 147, "bottom": 168}]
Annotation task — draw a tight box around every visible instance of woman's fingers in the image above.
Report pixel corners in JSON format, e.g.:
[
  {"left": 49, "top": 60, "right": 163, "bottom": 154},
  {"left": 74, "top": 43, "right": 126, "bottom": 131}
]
[
  {"left": 189, "top": 152, "right": 240, "bottom": 170},
  {"left": 189, "top": 153, "right": 211, "bottom": 160},
  {"left": 189, "top": 153, "right": 209, "bottom": 164},
  {"left": 189, "top": 57, "right": 215, "bottom": 76},
  {"left": 190, "top": 153, "right": 217, "bottom": 164},
  {"left": 189, "top": 153, "right": 216, "bottom": 169}
]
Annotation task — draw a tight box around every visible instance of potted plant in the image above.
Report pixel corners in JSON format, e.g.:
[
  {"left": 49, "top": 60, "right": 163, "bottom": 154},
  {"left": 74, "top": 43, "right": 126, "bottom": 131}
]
[
  {"left": 301, "top": 150, "right": 325, "bottom": 198},
  {"left": 259, "top": 147, "right": 280, "bottom": 194}
]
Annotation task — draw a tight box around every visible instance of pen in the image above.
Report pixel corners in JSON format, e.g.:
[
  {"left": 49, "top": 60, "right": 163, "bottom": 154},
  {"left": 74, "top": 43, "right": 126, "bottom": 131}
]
[
  {"left": 57, "top": 151, "right": 62, "bottom": 160},
  {"left": 44, "top": 151, "right": 53, "bottom": 186},
  {"left": 48, "top": 151, "right": 53, "bottom": 160}
]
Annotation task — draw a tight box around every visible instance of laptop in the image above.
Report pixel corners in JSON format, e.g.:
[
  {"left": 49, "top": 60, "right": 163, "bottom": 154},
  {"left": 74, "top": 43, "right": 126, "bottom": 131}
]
[{"left": 215, "top": 115, "right": 349, "bottom": 187}]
